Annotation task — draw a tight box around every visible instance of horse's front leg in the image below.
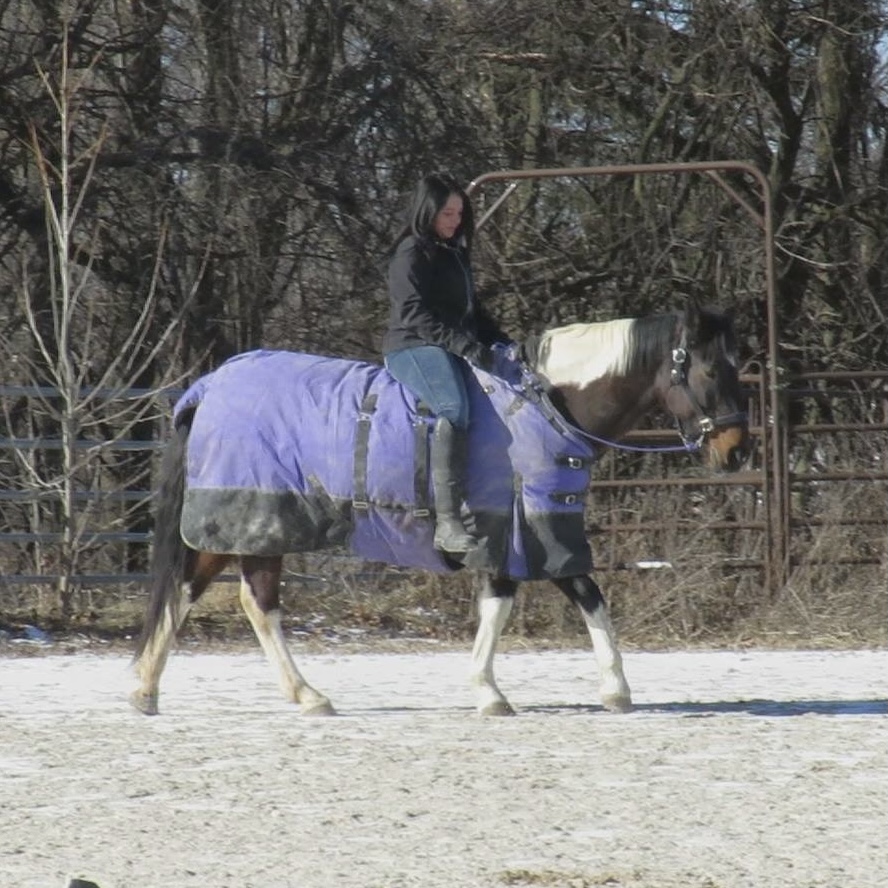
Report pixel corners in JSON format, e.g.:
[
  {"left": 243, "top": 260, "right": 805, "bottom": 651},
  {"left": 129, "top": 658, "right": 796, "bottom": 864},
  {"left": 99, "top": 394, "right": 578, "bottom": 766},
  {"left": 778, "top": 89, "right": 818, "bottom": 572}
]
[
  {"left": 239, "top": 555, "right": 335, "bottom": 716},
  {"left": 470, "top": 574, "right": 517, "bottom": 716},
  {"left": 553, "top": 575, "right": 633, "bottom": 712}
]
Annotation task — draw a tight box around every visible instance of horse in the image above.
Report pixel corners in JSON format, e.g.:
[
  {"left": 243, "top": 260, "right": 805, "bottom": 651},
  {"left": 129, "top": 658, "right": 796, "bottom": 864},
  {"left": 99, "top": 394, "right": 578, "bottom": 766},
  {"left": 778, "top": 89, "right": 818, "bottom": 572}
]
[{"left": 130, "top": 301, "right": 750, "bottom": 717}]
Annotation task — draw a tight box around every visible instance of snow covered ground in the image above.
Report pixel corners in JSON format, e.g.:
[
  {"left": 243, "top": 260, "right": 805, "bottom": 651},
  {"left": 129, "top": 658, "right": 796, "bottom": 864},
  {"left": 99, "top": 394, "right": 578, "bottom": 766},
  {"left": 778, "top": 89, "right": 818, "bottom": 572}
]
[{"left": 1, "top": 646, "right": 886, "bottom": 888}]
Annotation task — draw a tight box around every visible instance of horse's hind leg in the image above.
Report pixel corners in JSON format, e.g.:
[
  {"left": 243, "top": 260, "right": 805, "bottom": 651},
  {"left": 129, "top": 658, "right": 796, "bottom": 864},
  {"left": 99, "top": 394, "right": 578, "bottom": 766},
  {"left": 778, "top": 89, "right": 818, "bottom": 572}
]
[
  {"left": 470, "top": 574, "right": 517, "bottom": 716},
  {"left": 239, "top": 555, "right": 334, "bottom": 716},
  {"left": 553, "top": 575, "right": 633, "bottom": 712},
  {"left": 131, "top": 550, "right": 229, "bottom": 715}
]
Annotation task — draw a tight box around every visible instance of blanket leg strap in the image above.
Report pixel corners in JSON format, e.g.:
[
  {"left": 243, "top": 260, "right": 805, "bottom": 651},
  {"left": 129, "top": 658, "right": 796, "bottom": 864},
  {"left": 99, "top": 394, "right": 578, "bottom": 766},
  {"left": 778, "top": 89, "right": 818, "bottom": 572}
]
[
  {"left": 352, "top": 393, "right": 377, "bottom": 511},
  {"left": 412, "top": 405, "right": 432, "bottom": 517},
  {"left": 353, "top": 394, "right": 434, "bottom": 521}
]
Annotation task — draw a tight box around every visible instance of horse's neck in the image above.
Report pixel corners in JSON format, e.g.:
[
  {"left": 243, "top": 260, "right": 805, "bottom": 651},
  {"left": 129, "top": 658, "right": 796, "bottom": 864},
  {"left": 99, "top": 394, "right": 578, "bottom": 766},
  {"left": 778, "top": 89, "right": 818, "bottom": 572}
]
[{"left": 532, "top": 318, "right": 669, "bottom": 438}]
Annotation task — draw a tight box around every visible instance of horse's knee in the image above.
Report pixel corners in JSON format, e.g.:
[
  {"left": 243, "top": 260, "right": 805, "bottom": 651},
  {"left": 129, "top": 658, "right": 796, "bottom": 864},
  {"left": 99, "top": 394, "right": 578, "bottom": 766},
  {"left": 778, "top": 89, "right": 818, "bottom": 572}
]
[
  {"left": 479, "top": 574, "right": 518, "bottom": 600},
  {"left": 553, "top": 574, "right": 605, "bottom": 614},
  {"left": 240, "top": 555, "right": 283, "bottom": 612}
]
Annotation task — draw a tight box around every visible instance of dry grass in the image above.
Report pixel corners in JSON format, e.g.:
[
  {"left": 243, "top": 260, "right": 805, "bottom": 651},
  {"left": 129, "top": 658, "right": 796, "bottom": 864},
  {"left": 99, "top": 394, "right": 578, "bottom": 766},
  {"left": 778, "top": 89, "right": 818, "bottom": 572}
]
[{"left": 2, "top": 482, "right": 885, "bottom": 651}]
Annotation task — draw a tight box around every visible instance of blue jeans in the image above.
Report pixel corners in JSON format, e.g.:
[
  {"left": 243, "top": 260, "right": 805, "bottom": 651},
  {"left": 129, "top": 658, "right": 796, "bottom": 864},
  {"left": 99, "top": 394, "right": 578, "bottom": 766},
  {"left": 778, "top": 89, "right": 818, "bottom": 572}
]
[{"left": 385, "top": 346, "right": 470, "bottom": 429}]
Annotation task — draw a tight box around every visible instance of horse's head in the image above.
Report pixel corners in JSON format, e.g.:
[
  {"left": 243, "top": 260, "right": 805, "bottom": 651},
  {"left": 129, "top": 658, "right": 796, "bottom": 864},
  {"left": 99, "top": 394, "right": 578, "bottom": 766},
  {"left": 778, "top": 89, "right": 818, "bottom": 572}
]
[{"left": 662, "top": 302, "right": 751, "bottom": 472}]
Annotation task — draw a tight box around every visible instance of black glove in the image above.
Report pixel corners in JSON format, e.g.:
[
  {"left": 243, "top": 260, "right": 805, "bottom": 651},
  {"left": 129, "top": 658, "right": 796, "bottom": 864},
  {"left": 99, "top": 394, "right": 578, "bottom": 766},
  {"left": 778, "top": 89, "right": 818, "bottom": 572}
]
[{"left": 465, "top": 343, "right": 495, "bottom": 372}]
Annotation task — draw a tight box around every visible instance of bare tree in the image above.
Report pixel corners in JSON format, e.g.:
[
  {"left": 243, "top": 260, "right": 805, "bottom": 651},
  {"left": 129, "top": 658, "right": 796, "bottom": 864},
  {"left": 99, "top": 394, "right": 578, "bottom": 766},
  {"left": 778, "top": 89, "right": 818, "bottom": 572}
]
[
  {"left": 0, "top": 15, "right": 187, "bottom": 616},
  {"left": 0, "top": 0, "right": 884, "bottom": 627}
]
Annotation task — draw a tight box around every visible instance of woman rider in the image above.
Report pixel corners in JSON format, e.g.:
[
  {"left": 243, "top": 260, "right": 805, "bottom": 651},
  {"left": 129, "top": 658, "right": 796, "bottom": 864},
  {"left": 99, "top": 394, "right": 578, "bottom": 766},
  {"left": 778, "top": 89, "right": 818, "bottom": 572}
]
[{"left": 383, "top": 172, "right": 512, "bottom": 554}]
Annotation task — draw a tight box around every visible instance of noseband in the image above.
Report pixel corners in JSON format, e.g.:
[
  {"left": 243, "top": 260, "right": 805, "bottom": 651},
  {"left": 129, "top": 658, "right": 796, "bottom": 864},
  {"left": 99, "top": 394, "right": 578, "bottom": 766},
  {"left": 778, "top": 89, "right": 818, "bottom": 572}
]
[{"left": 670, "top": 329, "right": 748, "bottom": 450}]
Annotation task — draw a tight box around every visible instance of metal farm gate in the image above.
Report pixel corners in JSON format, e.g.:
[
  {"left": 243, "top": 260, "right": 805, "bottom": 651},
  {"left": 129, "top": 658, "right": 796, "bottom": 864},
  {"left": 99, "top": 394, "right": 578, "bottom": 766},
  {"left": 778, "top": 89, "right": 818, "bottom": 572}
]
[
  {"left": 1, "top": 163, "right": 886, "bottom": 602},
  {"left": 468, "top": 163, "right": 887, "bottom": 595}
]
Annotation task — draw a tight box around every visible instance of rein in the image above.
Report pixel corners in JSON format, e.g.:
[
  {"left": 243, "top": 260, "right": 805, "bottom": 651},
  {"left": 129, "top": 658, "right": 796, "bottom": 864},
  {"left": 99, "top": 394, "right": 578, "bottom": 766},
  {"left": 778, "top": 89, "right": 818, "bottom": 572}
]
[{"left": 517, "top": 363, "right": 702, "bottom": 454}]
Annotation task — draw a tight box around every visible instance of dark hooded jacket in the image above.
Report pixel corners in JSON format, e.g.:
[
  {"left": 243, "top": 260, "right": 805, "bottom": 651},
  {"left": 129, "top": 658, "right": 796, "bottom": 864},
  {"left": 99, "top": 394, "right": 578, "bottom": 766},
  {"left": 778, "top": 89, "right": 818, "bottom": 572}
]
[{"left": 382, "top": 235, "right": 509, "bottom": 358}]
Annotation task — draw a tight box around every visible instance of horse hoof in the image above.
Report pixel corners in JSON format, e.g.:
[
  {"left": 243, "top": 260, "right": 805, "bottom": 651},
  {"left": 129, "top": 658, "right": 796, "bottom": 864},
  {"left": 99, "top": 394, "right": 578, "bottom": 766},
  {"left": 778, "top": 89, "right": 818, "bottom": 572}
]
[
  {"left": 129, "top": 691, "right": 159, "bottom": 716},
  {"left": 301, "top": 699, "right": 336, "bottom": 717},
  {"left": 480, "top": 700, "right": 516, "bottom": 717},
  {"left": 602, "top": 695, "right": 633, "bottom": 713}
]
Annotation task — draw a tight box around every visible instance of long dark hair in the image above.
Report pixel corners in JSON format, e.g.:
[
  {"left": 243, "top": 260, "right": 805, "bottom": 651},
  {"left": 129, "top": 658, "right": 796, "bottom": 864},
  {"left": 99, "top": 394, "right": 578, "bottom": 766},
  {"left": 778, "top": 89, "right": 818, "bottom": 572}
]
[{"left": 389, "top": 172, "right": 475, "bottom": 255}]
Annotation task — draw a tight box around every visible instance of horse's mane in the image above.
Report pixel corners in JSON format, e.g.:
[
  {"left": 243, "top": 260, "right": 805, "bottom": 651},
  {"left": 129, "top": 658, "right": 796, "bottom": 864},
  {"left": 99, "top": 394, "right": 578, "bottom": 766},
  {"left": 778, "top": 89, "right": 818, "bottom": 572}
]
[
  {"left": 527, "top": 313, "right": 679, "bottom": 385},
  {"left": 628, "top": 313, "right": 683, "bottom": 374}
]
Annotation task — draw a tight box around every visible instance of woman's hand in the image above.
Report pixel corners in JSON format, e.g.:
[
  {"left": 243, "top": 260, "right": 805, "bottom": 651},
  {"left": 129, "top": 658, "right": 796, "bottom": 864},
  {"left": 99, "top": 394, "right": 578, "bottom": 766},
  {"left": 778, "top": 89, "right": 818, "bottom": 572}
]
[{"left": 464, "top": 342, "right": 495, "bottom": 371}]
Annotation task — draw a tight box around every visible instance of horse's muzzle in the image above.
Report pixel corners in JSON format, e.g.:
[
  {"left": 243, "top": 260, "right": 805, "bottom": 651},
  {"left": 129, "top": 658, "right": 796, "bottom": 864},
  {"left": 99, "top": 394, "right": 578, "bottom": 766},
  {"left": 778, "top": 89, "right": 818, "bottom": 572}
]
[{"left": 708, "top": 424, "right": 751, "bottom": 472}]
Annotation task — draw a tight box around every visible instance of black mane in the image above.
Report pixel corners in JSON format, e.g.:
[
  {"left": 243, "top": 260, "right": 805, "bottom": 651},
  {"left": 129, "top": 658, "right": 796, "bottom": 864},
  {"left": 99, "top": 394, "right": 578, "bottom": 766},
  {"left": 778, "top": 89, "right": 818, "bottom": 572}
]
[{"left": 626, "top": 312, "right": 681, "bottom": 374}]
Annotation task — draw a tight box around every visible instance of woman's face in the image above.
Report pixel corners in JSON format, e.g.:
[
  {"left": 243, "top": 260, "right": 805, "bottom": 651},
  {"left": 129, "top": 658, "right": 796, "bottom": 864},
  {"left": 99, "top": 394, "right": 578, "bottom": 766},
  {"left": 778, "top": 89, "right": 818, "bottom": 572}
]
[{"left": 433, "top": 193, "right": 464, "bottom": 240}]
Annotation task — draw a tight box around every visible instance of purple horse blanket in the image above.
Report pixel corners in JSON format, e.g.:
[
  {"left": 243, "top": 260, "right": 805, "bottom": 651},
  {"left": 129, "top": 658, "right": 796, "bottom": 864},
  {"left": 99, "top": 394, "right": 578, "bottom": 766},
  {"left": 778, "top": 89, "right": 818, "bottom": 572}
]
[{"left": 175, "top": 347, "right": 596, "bottom": 580}]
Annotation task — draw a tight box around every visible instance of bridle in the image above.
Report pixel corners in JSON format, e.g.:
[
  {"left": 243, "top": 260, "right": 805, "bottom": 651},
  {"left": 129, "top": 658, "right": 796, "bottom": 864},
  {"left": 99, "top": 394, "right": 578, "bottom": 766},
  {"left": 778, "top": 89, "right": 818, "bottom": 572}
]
[
  {"left": 514, "top": 321, "right": 748, "bottom": 455},
  {"left": 669, "top": 328, "right": 748, "bottom": 450}
]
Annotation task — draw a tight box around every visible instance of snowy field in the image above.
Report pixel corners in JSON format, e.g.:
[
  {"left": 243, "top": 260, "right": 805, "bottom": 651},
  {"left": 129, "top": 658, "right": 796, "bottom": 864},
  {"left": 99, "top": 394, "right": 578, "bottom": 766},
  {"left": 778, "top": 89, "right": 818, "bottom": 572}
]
[{"left": 1, "top": 646, "right": 886, "bottom": 888}]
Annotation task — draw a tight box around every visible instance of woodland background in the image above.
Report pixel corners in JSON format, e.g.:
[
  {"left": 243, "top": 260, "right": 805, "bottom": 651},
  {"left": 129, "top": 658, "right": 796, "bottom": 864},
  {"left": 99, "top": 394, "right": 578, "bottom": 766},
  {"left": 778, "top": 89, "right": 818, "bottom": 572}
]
[{"left": 0, "top": 0, "right": 885, "bottom": 646}]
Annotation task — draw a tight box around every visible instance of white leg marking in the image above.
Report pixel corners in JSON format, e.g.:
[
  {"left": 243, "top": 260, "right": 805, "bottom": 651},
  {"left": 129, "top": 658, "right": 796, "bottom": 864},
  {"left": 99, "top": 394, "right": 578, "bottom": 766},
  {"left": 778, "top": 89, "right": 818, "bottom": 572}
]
[
  {"left": 239, "top": 581, "right": 334, "bottom": 715},
  {"left": 581, "top": 604, "right": 633, "bottom": 712},
  {"left": 470, "top": 595, "right": 515, "bottom": 716},
  {"left": 131, "top": 583, "right": 192, "bottom": 715}
]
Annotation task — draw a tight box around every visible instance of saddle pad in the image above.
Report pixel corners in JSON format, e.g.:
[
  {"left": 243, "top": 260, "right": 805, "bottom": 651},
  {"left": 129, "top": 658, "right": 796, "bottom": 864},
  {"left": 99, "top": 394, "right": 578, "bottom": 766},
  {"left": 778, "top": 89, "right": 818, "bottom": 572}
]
[{"left": 175, "top": 348, "right": 596, "bottom": 580}]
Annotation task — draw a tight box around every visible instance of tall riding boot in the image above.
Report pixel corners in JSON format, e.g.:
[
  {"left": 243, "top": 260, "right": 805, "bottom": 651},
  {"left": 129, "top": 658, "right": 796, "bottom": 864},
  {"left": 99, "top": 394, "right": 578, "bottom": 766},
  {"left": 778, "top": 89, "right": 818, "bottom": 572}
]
[{"left": 431, "top": 417, "right": 479, "bottom": 553}]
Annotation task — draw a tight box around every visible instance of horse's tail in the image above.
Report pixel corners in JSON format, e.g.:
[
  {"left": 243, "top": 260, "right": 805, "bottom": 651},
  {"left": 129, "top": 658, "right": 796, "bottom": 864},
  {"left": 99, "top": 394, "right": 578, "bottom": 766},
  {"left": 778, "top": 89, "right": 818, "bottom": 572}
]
[{"left": 134, "top": 410, "right": 194, "bottom": 660}]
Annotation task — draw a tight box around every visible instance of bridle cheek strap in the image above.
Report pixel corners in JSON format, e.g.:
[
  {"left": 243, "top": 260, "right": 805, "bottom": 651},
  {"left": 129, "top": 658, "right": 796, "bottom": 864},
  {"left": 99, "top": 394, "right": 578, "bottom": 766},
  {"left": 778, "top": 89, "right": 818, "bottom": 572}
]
[{"left": 670, "top": 342, "right": 747, "bottom": 449}]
